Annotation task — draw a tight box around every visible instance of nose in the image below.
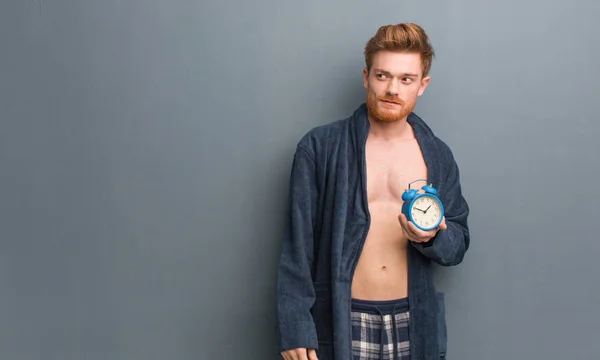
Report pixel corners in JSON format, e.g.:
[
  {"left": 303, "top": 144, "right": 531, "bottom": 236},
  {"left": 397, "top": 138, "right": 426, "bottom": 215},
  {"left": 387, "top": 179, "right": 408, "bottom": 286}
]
[{"left": 386, "top": 78, "right": 400, "bottom": 96}]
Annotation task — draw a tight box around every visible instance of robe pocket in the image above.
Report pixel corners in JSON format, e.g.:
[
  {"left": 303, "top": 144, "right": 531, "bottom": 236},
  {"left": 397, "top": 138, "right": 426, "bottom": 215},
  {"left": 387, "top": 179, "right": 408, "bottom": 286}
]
[
  {"left": 437, "top": 292, "right": 448, "bottom": 357},
  {"left": 311, "top": 282, "right": 333, "bottom": 345}
]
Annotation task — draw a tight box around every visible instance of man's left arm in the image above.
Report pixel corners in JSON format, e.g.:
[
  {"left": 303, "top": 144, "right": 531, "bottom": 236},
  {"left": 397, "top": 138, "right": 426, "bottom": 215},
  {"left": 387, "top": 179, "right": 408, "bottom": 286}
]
[{"left": 404, "top": 149, "right": 470, "bottom": 266}]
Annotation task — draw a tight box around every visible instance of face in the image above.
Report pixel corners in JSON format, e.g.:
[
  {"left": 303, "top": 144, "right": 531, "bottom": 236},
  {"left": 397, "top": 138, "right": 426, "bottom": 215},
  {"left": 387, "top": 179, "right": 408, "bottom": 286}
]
[{"left": 363, "top": 51, "right": 431, "bottom": 122}]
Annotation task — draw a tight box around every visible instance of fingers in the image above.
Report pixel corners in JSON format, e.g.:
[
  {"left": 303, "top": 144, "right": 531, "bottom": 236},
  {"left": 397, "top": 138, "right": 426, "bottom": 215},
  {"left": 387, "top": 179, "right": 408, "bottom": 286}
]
[
  {"left": 398, "top": 213, "right": 443, "bottom": 243},
  {"left": 398, "top": 213, "right": 410, "bottom": 231},
  {"left": 438, "top": 217, "right": 447, "bottom": 230},
  {"left": 280, "top": 350, "right": 294, "bottom": 360},
  {"left": 398, "top": 213, "right": 410, "bottom": 238},
  {"left": 307, "top": 348, "right": 318, "bottom": 360},
  {"left": 280, "top": 348, "right": 311, "bottom": 360},
  {"left": 398, "top": 213, "right": 425, "bottom": 242},
  {"left": 405, "top": 216, "right": 423, "bottom": 235},
  {"left": 296, "top": 348, "right": 308, "bottom": 360},
  {"left": 398, "top": 215, "right": 416, "bottom": 241}
]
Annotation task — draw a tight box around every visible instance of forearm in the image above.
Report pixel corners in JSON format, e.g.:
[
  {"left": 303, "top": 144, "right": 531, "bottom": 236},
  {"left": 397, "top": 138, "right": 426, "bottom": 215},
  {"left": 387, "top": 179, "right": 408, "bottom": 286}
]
[
  {"left": 412, "top": 219, "right": 469, "bottom": 266},
  {"left": 412, "top": 145, "right": 470, "bottom": 265}
]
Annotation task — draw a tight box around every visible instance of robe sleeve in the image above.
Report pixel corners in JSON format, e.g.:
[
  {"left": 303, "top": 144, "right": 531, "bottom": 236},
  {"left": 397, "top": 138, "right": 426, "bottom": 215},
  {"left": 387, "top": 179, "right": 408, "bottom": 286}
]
[
  {"left": 412, "top": 145, "right": 470, "bottom": 266},
  {"left": 276, "top": 145, "right": 319, "bottom": 351}
]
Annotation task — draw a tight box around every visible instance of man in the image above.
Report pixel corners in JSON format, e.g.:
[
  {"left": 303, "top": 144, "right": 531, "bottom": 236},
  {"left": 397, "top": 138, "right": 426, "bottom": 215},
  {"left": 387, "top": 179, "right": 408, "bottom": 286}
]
[{"left": 276, "top": 23, "right": 470, "bottom": 360}]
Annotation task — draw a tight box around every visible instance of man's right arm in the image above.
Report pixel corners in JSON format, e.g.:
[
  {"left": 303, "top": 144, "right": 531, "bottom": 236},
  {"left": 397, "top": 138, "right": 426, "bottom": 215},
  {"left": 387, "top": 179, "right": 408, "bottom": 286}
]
[{"left": 276, "top": 145, "right": 319, "bottom": 353}]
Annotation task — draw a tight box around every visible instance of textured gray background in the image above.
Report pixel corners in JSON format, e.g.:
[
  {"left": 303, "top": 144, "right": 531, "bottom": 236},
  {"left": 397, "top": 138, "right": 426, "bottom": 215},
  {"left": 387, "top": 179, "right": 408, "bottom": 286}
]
[{"left": 1, "top": 0, "right": 599, "bottom": 359}]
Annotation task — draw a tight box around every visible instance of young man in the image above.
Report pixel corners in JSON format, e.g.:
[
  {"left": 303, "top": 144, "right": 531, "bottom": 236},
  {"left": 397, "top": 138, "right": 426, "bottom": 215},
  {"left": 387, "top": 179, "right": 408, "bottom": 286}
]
[{"left": 276, "top": 23, "right": 470, "bottom": 360}]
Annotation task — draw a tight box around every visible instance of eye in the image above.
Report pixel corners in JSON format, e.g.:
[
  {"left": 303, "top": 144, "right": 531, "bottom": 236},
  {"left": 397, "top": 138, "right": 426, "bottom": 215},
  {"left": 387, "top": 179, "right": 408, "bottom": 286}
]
[
  {"left": 376, "top": 73, "right": 387, "bottom": 79},
  {"left": 402, "top": 77, "right": 413, "bottom": 84}
]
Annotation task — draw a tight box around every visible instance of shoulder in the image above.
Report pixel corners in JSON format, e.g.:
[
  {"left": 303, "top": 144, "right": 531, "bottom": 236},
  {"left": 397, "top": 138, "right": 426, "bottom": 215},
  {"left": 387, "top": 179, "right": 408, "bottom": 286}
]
[
  {"left": 408, "top": 112, "right": 457, "bottom": 163},
  {"left": 294, "top": 116, "right": 351, "bottom": 158}
]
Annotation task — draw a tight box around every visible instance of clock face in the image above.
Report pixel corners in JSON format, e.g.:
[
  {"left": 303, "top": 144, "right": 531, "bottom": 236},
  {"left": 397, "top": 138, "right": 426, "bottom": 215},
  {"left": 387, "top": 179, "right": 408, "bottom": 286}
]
[{"left": 410, "top": 195, "right": 442, "bottom": 230}]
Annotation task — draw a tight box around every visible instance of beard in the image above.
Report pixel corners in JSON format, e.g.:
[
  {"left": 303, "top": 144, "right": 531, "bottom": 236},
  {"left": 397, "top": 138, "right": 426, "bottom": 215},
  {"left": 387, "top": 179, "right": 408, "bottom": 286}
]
[{"left": 365, "top": 88, "right": 416, "bottom": 122}]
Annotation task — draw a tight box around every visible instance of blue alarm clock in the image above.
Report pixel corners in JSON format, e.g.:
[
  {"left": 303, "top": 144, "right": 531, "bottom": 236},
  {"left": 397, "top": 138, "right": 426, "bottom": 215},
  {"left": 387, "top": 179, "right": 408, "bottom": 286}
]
[{"left": 401, "top": 179, "right": 444, "bottom": 231}]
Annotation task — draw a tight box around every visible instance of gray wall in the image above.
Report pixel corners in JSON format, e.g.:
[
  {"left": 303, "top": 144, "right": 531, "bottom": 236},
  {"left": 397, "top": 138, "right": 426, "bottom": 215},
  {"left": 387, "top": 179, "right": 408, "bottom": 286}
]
[{"left": 1, "top": 0, "right": 599, "bottom": 359}]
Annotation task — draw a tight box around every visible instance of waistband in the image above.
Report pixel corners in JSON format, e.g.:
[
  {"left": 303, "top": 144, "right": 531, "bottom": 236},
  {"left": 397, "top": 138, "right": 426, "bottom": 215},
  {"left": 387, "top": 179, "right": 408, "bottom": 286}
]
[{"left": 351, "top": 297, "right": 409, "bottom": 314}]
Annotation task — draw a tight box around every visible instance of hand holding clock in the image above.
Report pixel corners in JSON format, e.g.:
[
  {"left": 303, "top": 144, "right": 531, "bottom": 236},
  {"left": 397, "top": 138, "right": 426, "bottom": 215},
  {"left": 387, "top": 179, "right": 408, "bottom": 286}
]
[
  {"left": 399, "top": 181, "right": 447, "bottom": 243},
  {"left": 398, "top": 213, "right": 446, "bottom": 243}
]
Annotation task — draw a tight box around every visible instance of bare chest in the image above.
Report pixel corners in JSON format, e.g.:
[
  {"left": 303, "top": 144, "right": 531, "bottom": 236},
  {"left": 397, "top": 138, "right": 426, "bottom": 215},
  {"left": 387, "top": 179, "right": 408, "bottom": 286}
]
[{"left": 365, "top": 138, "right": 427, "bottom": 203}]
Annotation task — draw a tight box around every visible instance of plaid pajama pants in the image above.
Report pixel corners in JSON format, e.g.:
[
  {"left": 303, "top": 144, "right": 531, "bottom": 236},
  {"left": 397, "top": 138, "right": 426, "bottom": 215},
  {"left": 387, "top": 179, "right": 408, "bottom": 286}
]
[{"left": 351, "top": 297, "right": 410, "bottom": 360}]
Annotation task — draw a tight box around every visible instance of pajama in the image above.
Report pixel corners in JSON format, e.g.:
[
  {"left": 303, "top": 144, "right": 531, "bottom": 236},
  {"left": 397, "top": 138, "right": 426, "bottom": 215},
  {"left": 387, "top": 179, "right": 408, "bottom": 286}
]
[{"left": 351, "top": 297, "right": 410, "bottom": 360}]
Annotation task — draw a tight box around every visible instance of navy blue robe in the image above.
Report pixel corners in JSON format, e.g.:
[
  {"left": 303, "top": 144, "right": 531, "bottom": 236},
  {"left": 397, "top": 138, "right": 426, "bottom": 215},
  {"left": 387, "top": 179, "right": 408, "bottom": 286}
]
[{"left": 276, "top": 103, "right": 470, "bottom": 360}]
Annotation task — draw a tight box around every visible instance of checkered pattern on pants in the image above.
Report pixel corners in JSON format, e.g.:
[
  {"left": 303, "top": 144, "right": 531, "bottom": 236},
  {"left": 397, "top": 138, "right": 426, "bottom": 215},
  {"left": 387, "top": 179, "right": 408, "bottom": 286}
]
[{"left": 351, "top": 298, "right": 410, "bottom": 360}]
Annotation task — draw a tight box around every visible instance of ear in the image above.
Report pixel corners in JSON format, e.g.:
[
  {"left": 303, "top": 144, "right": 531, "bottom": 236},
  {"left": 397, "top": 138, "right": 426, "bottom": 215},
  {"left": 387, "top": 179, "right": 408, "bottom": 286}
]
[
  {"left": 363, "top": 67, "right": 369, "bottom": 89},
  {"left": 417, "top": 76, "right": 431, "bottom": 97}
]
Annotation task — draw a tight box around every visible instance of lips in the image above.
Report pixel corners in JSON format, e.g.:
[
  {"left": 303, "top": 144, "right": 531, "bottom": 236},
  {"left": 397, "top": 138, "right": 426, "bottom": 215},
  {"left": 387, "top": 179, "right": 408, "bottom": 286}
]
[{"left": 381, "top": 100, "right": 401, "bottom": 105}]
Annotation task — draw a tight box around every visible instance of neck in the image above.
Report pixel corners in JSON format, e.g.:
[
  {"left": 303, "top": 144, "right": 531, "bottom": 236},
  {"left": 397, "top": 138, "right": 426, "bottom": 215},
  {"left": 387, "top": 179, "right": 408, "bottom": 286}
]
[{"left": 367, "top": 114, "right": 413, "bottom": 140}]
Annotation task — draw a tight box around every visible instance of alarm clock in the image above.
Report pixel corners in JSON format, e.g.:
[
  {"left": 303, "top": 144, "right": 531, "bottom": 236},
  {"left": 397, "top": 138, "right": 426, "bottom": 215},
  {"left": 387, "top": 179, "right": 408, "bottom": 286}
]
[{"left": 401, "top": 179, "right": 444, "bottom": 231}]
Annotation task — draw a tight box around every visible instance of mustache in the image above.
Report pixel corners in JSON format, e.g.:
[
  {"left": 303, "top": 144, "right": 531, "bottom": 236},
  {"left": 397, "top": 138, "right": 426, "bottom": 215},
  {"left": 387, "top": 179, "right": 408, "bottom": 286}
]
[{"left": 378, "top": 95, "right": 404, "bottom": 105}]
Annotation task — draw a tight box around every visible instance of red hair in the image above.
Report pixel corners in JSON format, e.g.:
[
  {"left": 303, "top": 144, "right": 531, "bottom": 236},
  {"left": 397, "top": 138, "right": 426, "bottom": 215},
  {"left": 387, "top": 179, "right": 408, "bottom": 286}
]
[{"left": 364, "top": 23, "right": 435, "bottom": 77}]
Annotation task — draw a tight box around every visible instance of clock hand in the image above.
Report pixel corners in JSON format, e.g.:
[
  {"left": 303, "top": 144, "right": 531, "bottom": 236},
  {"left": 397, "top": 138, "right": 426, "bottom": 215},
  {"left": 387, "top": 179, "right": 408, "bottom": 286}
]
[
  {"left": 424, "top": 205, "right": 432, "bottom": 213},
  {"left": 414, "top": 207, "right": 425, "bottom": 212}
]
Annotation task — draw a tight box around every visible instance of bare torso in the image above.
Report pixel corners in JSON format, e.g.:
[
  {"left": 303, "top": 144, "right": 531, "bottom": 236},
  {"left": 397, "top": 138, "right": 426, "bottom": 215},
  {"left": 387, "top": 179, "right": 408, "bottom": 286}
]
[{"left": 351, "top": 124, "right": 427, "bottom": 300}]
